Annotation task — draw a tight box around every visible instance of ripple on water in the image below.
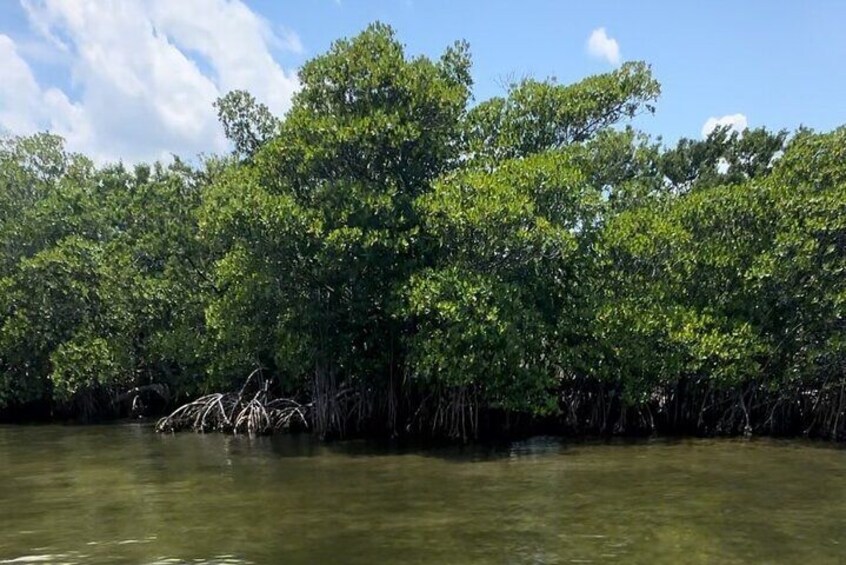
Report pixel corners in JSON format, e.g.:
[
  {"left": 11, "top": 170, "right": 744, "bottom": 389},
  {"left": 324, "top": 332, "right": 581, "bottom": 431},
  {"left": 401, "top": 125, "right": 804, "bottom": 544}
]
[
  {"left": 1, "top": 425, "right": 845, "bottom": 564},
  {"left": 1, "top": 555, "right": 251, "bottom": 565}
]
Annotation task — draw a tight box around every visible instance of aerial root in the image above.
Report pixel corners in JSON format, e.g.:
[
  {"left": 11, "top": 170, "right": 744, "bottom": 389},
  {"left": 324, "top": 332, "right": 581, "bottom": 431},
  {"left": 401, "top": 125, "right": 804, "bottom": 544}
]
[{"left": 156, "top": 391, "right": 308, "bottom": 434}]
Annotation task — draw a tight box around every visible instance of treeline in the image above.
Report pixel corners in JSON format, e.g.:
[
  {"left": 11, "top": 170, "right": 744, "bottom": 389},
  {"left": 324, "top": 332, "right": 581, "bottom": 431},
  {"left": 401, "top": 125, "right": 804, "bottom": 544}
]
[{"left": 1, "top": 24, "right": 844, "bottom": 440}]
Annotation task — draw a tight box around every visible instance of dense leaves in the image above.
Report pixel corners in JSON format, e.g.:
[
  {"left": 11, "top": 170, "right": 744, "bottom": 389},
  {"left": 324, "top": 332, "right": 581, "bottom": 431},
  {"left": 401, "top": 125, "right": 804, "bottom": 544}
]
[
  {"left": 466, "top": 61, "right": 660, "bottom": 163},
  {"left": 1, "top": 24, "right": 844, "bottom": 440}
]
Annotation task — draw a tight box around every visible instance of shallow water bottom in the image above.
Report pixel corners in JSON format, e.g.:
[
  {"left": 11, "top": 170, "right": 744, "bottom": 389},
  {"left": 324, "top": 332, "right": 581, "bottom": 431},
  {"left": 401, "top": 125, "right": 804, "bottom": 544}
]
[{"left": 1, "top": 425, "right": 844, "bottom": 563}]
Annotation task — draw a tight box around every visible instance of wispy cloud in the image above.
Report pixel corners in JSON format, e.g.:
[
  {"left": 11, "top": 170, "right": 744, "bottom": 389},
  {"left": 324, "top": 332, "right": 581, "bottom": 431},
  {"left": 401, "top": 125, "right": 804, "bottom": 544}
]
[
  {"left": 1, "top": 0, "right": 302, "bottom": 163},
  {"left": 586, "top": 27, "right": 620, "bottom": 66},
  {"left": 701, "top": 113, "right": 748, "bottom": 138}
]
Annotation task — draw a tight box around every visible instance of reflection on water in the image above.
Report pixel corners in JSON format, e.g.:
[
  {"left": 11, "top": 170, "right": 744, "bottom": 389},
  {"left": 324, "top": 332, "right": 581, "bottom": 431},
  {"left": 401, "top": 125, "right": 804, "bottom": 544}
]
[{"left": 0, "top": 424, "right": 844, "bottom": 564}]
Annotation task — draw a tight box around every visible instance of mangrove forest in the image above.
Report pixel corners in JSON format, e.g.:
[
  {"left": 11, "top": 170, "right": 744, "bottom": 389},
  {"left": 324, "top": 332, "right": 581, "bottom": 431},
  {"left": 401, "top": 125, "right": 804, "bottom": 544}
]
[{"left": 1, "top": 24, "right": 845, "bottom": 441}]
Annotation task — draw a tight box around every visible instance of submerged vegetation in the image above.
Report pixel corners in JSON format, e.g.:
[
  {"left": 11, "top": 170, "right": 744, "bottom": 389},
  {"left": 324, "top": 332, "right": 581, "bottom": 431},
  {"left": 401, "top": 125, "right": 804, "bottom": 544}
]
[{"left": 1, "top": 24, "right": 844, "bottom": 440}]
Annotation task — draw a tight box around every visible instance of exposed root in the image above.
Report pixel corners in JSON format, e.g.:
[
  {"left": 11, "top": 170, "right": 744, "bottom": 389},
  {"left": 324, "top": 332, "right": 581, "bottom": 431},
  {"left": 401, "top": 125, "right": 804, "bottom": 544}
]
[
  {"left": 156, "top": 369, "right": 846, "bottom": 441},
  {"left": 156, "top": 391, "right": 308, "bottom": 434}
]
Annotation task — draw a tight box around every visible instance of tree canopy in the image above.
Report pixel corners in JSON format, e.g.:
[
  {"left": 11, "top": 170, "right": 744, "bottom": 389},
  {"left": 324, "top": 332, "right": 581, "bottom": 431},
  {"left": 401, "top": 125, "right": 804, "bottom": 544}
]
[{"left": 1, "top": 24, "right": 844, "bottom": 441}]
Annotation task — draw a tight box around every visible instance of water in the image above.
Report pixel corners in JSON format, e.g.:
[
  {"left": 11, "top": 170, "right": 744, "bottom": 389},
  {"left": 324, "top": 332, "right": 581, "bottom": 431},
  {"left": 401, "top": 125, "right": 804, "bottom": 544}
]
[{"left": 0, "top": 425, "right": 844, "bottom": 564}]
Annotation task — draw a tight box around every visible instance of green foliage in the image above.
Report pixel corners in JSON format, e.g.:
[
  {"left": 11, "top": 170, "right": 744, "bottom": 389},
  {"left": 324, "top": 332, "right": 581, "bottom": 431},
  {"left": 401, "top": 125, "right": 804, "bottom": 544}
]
[
  {"left": 406, "top": 267, "right": 556, "bottom": 413},
  {"left": 198, "top": 23, "right": 476, "bottom": 418},
  {"left": 215, "top": 90, "right": 280, "bottom": 159},
  {"left": 466, "top": 61, "right": 660, "bottom": 163},
  {"left": 596, "top": 128, "right": 846, "bottom": 426},
  {"left": 0, "top": 135, "right": 211, "bottom": 415},
  {"left": 660, "top": 125, "right": 787, "bottom": 192},
  {"left": 1, "top": 24, "right": 844, "bottom": 439},
  {"left": 407, "top": 151, "right": 599, "bottom": 413}
]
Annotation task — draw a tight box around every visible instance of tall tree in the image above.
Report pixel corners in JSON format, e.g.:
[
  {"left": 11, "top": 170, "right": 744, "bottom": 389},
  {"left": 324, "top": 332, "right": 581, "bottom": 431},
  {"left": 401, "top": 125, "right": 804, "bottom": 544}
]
[{"left": 201, "top": 23, "right": 473, "bottom": 435}]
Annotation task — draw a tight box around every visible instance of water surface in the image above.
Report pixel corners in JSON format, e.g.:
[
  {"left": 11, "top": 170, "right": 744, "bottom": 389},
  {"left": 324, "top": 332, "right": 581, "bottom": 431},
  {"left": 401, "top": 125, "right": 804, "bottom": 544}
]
[{"left": 1, "top": 425, "right": 844, "bottom": 563}]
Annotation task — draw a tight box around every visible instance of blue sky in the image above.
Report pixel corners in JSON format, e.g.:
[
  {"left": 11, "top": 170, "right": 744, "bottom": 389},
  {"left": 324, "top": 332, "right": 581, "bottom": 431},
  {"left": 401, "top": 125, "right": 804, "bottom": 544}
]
[{"left": 1, "top": 0, "right": 844, "bottom": 163}]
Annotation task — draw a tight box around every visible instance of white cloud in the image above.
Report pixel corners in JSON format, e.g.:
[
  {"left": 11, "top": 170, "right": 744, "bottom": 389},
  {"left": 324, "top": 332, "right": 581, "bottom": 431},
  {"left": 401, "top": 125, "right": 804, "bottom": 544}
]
[
  {"left": 0, "top": 34, "right": 90, "bottom": 144},
  {"left": 0, "top": 34, "right": 49, "bottom": 134},
  {"left": 701, "top": 113, "right": 748, "bottom": 138},
  {"left": 586, "top": 27, "right": 620, "bottom": 66},
  {"left": 1, "top": 0, "right": 301, "bottom": 163}
]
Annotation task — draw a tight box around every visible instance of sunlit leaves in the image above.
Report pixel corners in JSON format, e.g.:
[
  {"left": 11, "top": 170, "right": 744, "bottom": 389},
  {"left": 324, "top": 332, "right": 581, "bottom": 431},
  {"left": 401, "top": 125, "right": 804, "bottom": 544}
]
[{"left": 466, "top": 61, "right": 660, "bottom": 163}]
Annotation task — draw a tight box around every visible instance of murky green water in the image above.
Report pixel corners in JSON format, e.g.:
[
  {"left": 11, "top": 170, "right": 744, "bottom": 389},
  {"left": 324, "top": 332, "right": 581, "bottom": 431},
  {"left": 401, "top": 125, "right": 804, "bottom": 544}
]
[{"left": 1, "top": 425, "right": 845, "bottom": 564}]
